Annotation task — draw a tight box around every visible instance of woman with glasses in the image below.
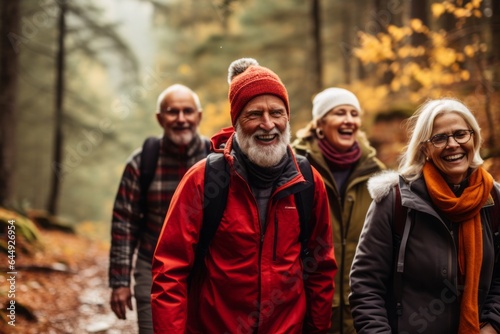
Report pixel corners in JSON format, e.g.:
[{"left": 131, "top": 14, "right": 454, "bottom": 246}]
[{"left": 349, "top": 98, "right": 500, "bottom": 334}]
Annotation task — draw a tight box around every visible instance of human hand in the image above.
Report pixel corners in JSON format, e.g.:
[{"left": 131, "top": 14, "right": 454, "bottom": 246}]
[
  {"left": 480, "top": 323, "right": 498, "bottom": 334},
  {"left": 110, "top": 286, "right": 133, "bottom": 320}
]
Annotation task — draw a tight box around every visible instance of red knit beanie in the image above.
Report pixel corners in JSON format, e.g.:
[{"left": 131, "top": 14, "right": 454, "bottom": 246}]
[{"left": 227, "top": 58, "right": 289, "bottom": 126}]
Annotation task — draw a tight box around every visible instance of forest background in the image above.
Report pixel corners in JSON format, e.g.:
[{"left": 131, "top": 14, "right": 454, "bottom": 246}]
[
  {"left": 1, "top": 0, "right": 500, "bottom": 239},
  {"left": 1, "top": 0, "right": 500, "bottom": 331}
]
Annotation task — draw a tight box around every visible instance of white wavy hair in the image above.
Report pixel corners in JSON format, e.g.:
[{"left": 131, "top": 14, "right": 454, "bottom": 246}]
[{"left": 398, "top": 97, "right": 483, "bottom": 182}]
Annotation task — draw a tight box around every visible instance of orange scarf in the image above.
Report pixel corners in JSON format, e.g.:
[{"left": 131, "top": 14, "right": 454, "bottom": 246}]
[{"left": 423, "top": 163, "right": 493, "bottom": 334}]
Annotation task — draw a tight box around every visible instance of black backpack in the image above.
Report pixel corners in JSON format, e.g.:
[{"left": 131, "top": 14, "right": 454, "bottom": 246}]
[
  {"left": 138, "top": 137, "right": 161, "bottom": 224},
  {"left": 139, "top": 137, "right": 315, "bottom": 279}
]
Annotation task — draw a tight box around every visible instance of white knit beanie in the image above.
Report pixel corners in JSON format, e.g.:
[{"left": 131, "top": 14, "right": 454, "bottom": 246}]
[{"left": 312, "top": 87, "right": 361, "bottom": 120}]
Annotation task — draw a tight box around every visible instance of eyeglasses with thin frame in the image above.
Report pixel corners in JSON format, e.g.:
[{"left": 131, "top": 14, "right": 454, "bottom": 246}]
[
  {"left": 160, "top": 107, "right": 198, "bottom": 118},
  {"left": 424, "top": 129, "right": 474, "bottom": 148}
]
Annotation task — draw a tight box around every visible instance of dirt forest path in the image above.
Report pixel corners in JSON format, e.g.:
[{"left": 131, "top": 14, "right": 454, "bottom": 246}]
[{"left": 0, "top": 228, "right": 138, "bottom": 334}]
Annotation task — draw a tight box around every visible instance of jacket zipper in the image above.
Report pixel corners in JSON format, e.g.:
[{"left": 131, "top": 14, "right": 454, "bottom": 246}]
[
  {"left": 273, "top": 213, "right": 278, "bottom": 261},
  {"left": 338, "top": 197, "right": 355, "bottom": 334},
  {"left": 232, "top": 170, "right": 263, "bottom": 332},
  {"left": 255, "top": 232, "right": 264, "bottom": 333},
  {"left": 233, "top": 167, "right": 304, "bottom": 333}
]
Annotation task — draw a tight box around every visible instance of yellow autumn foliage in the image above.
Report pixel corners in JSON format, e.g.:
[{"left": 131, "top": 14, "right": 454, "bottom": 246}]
[
  {"left": 397, "top": 45, "right": 412, "bottom": 58},
  {"left": 351, "top": 0, "right": 486, "bottom": 105},
  {"left": 442, "top": 73, "right": 456, "bottom": 85},
  {"left": 354, "top": 33, "right": 380, "bottom": 63},
  {"left": 387, "top": 25, "right": 407, "bottom": 43},
  {"left": 429, "top": 30, "right": 447, "bottom": 48},
  {"left": 432, "top": 0, "right": 482, "bottom": 19},
  {"left": 199, "top": 101, "right": 231, "bottom": 137},
  {"left": 431, "top": 3, "right": 446, "bottom": 17},
  {"left": 454, "top": 8, "right": 470, "bottom": 18},
  {"left": 443, "top": 2, "right": 454, "bottom": 12},
  {"left": 414, "top": 69, "right": 433, "bottom": 88},
  {"left": 402, "top": 62, "right": 419, "bottom": 76},
  {"left": 354, "top": 33, "right": 395, "bottom": 63},
  {"left": 460, "top": 70, "right": 470, "bottom": 81},
  {"left": 472, "top": 0, "right": 482, "bottom": 8},
  {"left": 410, "top": 19, "right": 428, "bottom": 34},
  {"left": 389, "top": 62, "right": 400, "bottom": 73},
  {"left": 379, "top": 34, "right": 396, "bottom": 60},
  {"left": 433, "top": 47, "right": 457, "bottom": 67},
  {"left": 413, "top": 46, "right": 427, "bottom": 57},
  {"left": 390, "top": 79, "right": 401, "bottom": 92},
  {"left": 400, "top": 74, "right": 411, "bottom": 87}
]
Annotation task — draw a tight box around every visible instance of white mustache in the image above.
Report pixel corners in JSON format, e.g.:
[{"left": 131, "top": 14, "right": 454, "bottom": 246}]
[{"left": 252, "top": 128, "right": 281, "bottom": 137}]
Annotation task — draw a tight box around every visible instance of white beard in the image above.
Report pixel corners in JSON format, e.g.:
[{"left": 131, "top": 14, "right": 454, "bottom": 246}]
[
  {"left": 165, "top": 127, "right": 195, "bottom": 146},
  {"left": 235, "top": 123, "right": 290, "bottom": 167},
  {"left": 169, "top": 132, "right": 193, "bottom": 146}
]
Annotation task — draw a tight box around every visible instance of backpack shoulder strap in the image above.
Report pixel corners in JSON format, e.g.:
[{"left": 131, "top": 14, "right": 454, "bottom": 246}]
[
  {"left": 489, "top": 186, "right": 500, "bottom": 262},
  {"left": 204, "top": 138, "right": 212, "bottom": 155},
  {"left": 200, "top": 153, "right": 230, "bottom": 250},
  {"left": 489, "top": 186, "right": 500, "bottom": 231},
  {"left": 295, "top": 155, "right": 315, "bottom": 257},
  {"left": 393, "top": 183, "right": 412, "bottom": 317},
  {"left": 393, "top": 184, "right": 407, "bottom": 237},
  {"left": 189, "top": 153, "right": 230, "bottom": 282},
  {"left": 139, "top": 137, "right": 161, "bottom": 220}
]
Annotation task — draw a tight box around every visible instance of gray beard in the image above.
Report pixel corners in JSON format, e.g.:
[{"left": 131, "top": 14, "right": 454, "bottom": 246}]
[{"left": 235, "top": 123, "right": 290, "bottom": 168}]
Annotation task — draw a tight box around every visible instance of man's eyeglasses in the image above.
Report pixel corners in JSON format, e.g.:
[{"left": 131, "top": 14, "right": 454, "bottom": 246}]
[
  {"left": 160, "top": 107, "right": 198, "bottom": 118},
  {"left": 424, "top": 129, "right": 474, "bottom": 148}
]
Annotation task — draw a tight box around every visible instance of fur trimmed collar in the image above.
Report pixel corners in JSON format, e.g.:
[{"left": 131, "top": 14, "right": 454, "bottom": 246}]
[{"left": 367, "top": 170, "right": 400, "bottom": 203}]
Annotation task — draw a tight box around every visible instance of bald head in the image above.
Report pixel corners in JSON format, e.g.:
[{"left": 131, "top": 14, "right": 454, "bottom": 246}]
[
  {"left": 156, "top": 84, "right": 202, "bottom": 114},
  {"left": 155, "top": 84, "right": 203, "bottom": 146}
]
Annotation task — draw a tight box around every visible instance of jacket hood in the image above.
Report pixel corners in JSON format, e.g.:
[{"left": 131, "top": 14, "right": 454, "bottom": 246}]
[
  {"left": 367, "top": 170, "right": 399, "bottom": 203},
  {"left": 210, "top": 126, "right": 235, "bottom": 152}
]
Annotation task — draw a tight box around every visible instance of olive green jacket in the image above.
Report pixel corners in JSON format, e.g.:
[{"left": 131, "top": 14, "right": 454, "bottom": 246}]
[{"left": 292, "top": 135, "right": 385, "bottom": 308}]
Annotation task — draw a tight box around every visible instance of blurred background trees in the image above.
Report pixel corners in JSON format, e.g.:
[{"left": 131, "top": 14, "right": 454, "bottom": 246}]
[{"left": 1, "top": 0, "right": 499, "bottom": 234}]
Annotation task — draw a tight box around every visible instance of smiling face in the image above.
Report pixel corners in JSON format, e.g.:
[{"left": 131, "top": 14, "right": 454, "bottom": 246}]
[
  {"left": 317, "top": 104, "right": 361, "bottom": 152},
  {"left": 422, "top": 112, "right": 474, "bottom": 184},
  {"left": 235, "top": 94, "right": 290, "bottom": 167},
  {"left": 156, "top": 88, "right": 202, "bottom": 146}
]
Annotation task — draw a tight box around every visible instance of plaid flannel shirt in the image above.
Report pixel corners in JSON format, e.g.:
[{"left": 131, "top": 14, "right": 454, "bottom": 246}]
[{"left": 109, "top": 135, "right": 210, "bottom": 287}]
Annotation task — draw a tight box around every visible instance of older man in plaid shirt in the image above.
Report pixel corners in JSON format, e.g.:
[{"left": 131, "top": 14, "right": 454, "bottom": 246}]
[{"left": 108, "top": 84, "right": 210, "bottom": 334}]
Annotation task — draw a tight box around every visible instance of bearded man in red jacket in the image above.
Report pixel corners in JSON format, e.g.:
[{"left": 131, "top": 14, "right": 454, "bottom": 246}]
[{"left": 151, "top": 58, "right": 337, "bottom": 334}]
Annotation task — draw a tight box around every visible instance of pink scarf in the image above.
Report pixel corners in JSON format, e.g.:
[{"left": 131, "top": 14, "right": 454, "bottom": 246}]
[{"left": 318, "top": 138, "right": 361, "bottom": 169}]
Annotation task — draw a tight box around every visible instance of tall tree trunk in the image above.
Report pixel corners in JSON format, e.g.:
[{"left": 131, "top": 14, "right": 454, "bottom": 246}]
[
  {"left": 0, "top": 1, "right": 20, "bottom": 207},
  {"left": 47, "top": 1, "right": 67, "bottom": 215},
  {"left": 342, "top": 2, "right": 352, "bottom": 84},
  {"left": 373, "top": 0, "right": 393, "bottom": 84},
  {"left": 492, "top": 0, "right": 500, "bottom": 83},
  {"left": 478, "top": 0, "right": 496, "bottom": 151},
  {"left": 311, "top": 0, "right": 322, "bottom": 92},
  {"left": 410, "top": 0, "right": 428, "bottom": 46}
]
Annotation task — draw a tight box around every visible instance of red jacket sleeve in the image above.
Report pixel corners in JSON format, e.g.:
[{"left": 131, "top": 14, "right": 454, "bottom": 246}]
[{"left": 151, "top": 160, "right": 205, "bottom": 334}]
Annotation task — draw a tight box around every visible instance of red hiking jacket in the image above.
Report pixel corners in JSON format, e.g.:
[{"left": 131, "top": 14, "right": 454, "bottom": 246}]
[{"left": 152, "top": 130, "right": 337, "bottom": 333}]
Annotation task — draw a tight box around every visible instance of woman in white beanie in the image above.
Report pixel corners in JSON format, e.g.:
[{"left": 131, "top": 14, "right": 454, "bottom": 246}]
[{"left": 292, "top": 87, "right": 385, "bottom": 334}]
